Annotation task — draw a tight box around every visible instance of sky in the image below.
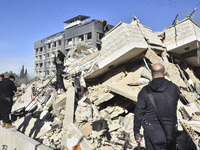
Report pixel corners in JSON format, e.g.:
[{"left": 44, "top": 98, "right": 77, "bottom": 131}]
[{"left": 0, "top": 0, "right": 200, "bottom": 77}]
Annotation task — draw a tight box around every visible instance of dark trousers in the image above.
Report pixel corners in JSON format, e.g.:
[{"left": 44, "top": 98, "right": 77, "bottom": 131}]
[
  {"left": 1, "top": 100, "right": 13, "bottom": 123},
  {"left": 55, "top": 75, "right": 66, "bottom": 91},
  {"left": 0, "top": 99, "right": 3, "bottom": 120},
  {"left": 143, "top": 124, "right": 177, "bottom": 150}
]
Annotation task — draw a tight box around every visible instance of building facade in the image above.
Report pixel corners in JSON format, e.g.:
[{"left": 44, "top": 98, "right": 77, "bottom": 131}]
[{"left": 34, "top": 15, "right": 113, "bottom": 77}]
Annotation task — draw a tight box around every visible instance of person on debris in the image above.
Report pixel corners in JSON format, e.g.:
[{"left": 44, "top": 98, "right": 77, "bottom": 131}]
[
  {"left": 54, "top": 52, "right": 66, "bottom": 93},
  {"left": 0, "top": 74, "right": 4, "bottom": 124},
  {"left": 99, "top": 19, "right": 109, "bottom": 36},
  {"left": 1, "top": 75, "right": 17, "bottom": 128},
  {"left": 134, "top": 63, "right": 180, "bottom": 150},
  {"left": 57, "top": 50, "right": 66, "bottom": 64}
]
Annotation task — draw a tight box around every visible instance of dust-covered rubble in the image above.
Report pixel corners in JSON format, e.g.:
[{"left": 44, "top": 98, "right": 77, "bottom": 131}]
[{"left": 11, "top": 16, "right": 200, "bottom": 150}]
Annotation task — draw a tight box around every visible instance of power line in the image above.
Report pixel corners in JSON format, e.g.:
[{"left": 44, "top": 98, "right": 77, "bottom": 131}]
[{"left": 197, "top": 1, "right": 200, "bottom": 7}]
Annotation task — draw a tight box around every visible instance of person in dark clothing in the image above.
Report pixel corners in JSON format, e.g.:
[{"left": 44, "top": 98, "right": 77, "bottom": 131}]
[
  {"left": 57, "top": 50, "right": 66, "bottom": 64},
  {"left": 0, "top": 74, "right": 4, "bottom": 124},
  {"left": 134, "top": 63, "right": 180, "bottom": 150},
  {"left": 99, "top": 19, "right": 109, "bottom": 36},
  {"left": 1, "top": 75, "right": 17, "bottom": 128},
  {"left": 54, "top": 52, "right": 66, "bottom": 92}
]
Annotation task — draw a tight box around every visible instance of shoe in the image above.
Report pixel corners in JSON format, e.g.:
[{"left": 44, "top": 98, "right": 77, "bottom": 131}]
[
  {"left": 5, "top": 123, "right": 15, "bottom": 128},
  {"left": 2, "top": 122, "right": 5, "bottom": 127}
]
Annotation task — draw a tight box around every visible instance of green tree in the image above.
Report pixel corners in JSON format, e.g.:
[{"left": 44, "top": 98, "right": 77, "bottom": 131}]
[
  {"left": 25, "top": 68, "right": 28, "bottom": 77},
  {"left": 20, "top": 65, "right": 25, "bottom": 78}
]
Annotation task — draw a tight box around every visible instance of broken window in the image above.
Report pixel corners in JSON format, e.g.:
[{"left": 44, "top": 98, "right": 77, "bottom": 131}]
[
  {"left": 40, "top": 47, "right": 43, "bottom": 52},
  {"left": 78, "top": 35, "right": 84, "bottom": 41},
  {"left": 39, "top": 55, "right": 42, "bottom": 60},
  {"left": 52, "top": 42, "right": 56, "bottom": 48},
  {"left": 46, "top": 53, "right": 50, "bottom": 58},
  {"left": 39, "top": 63, "right": 43, "bottom": 68},
  {"left": 58, "top": 40, "right": 61, "bottom": 46},
  {"left": 67, "top": 38, "right": 73, "bottom": 45},
  {"left": 97, "top": 32, "right": 104, "bottom": 39},
  {"left": 87, "top": 32, "right": 92, "bottom": 40}
]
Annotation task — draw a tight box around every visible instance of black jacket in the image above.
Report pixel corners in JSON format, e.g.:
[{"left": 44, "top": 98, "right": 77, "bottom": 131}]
[
  {"left": 134, "top": 78, "right": 180, "bottom": 138},
  {"left": 1, "top": 78, "right": 17, "bottom": 98},
  {"left": 57, "top": 52, "right": 65, "bottom": 62},
  {"left": 0, "top": 81, "right": 3, "bottom": 95},
  {"left": 54, "top": 57, "right": 65, "bottom": 75}
]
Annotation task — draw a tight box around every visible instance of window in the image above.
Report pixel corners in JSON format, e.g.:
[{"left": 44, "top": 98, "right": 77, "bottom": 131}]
[
  {"left": 67, "top": 38, "right": 72, "bottom": 45},
  {"left": 48, "top": 43, "right": 51, "bottom": 49},
  {"left": 58, "top": 40, "right": 61, "bottom": 46},
  {"left": 87, "top": 33, "right": 92, "bottom": 39},
  {"left": 40, "top": 47, "right": 43, "bottom": 52},
  {"left": 78, "top": 35, "right": 84, "bottom": 41},
  {"left": 97, "top": 32, "right": 104, "bottom": 39},
  {"left": 52, "top": 42, "right": 56, "bottom": 48},
  {"left": 35, "top": 48, "right": 38, "bottom": 53}
]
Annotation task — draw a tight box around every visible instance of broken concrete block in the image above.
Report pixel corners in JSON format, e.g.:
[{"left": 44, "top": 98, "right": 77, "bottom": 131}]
[
  {"left": 80, "top": 122, "right": 93, "bottom": 137},
  {"left": 94, "top": 93, "right": 115, "bottom": 106},
  {"left": 123, "top": 113, "right": 134, "bottom": 134},
  {"left": 108, "top": 123, "right": 121, "bottom": 132},
  {"left": 75, "top": 105, "right": 92, "bottom": 122},
  {"left": 145, "top": 49, "right": 165, "bottom": 65},
  {"left": 65, "top": 123, "right": 94, "bottom": 150},
  {"left": 110, "top": 106, "right": 125, "bottom": 118},
  {"left": 166, "top": 64, "right": 187, "bottom": 88},
  {"left": 107, "top": 81, "right": 141, "bottom": 103},
  {"left": 181, "top": 91, "right": 198, "bottom": 103}
]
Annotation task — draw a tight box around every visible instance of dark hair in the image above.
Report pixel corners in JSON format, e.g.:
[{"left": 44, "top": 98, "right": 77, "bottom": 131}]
[
  {"left": 0, "top": 74, "right": 4, "bottom": 78},
  {"left": 57, "top": 50, "right": 61, "bottom": 53},
  {"left": 9, "top": 75, "right": 15, "bottom": 80}
]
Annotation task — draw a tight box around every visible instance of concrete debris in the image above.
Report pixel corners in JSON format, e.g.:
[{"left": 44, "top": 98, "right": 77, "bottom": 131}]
[{"left": 10, "top": 16, "right": 200, "bottom": 150}]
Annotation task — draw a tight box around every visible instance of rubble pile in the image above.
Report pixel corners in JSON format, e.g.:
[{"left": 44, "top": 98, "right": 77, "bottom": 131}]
[{"left": 11, "top": 16, "right": 200, "bottom": 150}]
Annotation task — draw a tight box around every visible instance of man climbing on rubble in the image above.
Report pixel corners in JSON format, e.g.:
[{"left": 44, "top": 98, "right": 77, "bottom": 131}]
[
  {"left": 0, "top": 74, "right": 4, "bottom": 125},
  {"left": 1, "top": 75, "right": 17, "bottom": 128},
  {"left": 134, "top": 63, "right": 180, "bottom": 150},
  {"left": 54, "top": 52, "right": 66, "bottom": 93},
  {"left": 57, "top": 50, "right": 66, "bottom": 64}
]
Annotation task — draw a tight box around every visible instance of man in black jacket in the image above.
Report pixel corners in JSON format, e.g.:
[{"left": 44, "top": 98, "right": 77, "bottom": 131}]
[
  {"left": 57, "top": 50, "right": 66, "bottom": 64},
  {"left": 54, "top": 52, "right": 66, "bottom": 92},
  {"left": 0, "top": 74, "right": 4, "bottom": 124},
  {"left": 134, "top": 63, "right": 180, "bottom": 150},
  {"left": 1, "top": 75, "right": 17, "bottom": 128}
]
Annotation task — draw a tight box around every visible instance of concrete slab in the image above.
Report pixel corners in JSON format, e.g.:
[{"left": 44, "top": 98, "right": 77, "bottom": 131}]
[
  {"left": 107, "top": 82, "right": 141, "bottom": 103},
  {"left": 0, "top": 126, "right": 52, "bottom": 150},
  {"left": 94, "top": 93, "right": 115, "bottom": 105}
]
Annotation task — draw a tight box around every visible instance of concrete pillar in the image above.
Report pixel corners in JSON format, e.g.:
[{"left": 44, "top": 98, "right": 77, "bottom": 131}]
[
  {"left": 61, "top": 82, "right": 75, "bottom": 149},
  {"left": 63, "top": 83, "right": 75, "bottom": 127}
]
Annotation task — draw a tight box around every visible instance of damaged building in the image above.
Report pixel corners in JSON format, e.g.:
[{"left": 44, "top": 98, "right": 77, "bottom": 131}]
[
  {"left": 34, "top": 15, "right": 113, "bottom": 77},
  {"left": 2, "top": 15, "right": 200, "bottom": 150}
]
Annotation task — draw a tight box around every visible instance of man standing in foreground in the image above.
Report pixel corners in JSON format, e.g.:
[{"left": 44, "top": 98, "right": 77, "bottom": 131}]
[
  {"left": 134, "top": 63, "right": 180, "bottom": 150},
  {"left": 0, "top": 74, "right": 4, "bottom": 124},
  {"left": 1, "top": 75, "right": 17, "bottom": 128}
]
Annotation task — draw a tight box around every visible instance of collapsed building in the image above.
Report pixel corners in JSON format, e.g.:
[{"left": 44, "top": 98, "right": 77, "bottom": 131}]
[{"left": 3, "top": 16, "right": 200, "bottom": 150}]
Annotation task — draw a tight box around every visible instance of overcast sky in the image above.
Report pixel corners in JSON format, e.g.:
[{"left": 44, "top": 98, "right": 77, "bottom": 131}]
[{"left": 0, "top": 0, "right": 200, "bottom": 77}]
